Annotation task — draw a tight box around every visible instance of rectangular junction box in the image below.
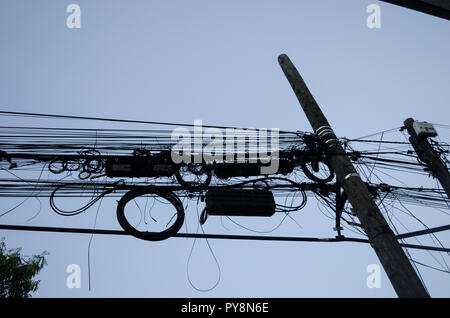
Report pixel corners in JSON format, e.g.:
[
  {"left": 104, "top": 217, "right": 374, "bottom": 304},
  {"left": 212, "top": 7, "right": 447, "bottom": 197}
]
[
  {"left": 214, "top": 160, "right": 294, "bottom": 179},
  {"left": 413, "top": 121, "right": 437, "bottom": 138},
  {"left": 205, "top": 189, "right": 276, "bottom": 217},
  {"left": 105, "top": 156, "right": 175, "bottom": 178}
]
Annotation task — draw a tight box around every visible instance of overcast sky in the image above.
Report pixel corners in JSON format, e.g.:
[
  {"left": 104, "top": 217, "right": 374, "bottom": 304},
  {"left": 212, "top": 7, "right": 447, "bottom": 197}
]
[{"left": 0, "top": 0, "right": 449, "bottom": 297}]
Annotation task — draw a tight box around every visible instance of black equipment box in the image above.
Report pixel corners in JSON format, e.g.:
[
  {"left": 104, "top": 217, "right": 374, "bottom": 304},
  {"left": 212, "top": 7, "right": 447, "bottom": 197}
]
[
  {"left": 205, "top": 189, "right": 276, "bottom": 217},
  {"left": 214, "top": 160, "right": 294, "bottom": 179},
  {"left": 105, "top": 156, "right": 175, "bottom": 178}
]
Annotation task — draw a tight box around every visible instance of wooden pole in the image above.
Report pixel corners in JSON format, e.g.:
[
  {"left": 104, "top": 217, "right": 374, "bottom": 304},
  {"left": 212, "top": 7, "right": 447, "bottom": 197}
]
[{"left": 278, "top": 54, "right": 429, "bottom": 298}]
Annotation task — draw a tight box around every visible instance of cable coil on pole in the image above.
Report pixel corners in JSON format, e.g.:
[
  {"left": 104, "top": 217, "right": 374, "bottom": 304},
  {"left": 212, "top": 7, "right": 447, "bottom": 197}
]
[{"left": 116, "top": 186, "right": 185, "bottom": 241}]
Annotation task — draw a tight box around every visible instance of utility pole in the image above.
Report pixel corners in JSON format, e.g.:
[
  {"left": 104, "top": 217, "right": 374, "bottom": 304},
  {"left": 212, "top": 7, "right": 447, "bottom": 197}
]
[
  {"left": 403, "top": 118, "right": 450, "bottom": 199},
  {"left": 278, "top": 54, "right": 429, "bottom": 298}
]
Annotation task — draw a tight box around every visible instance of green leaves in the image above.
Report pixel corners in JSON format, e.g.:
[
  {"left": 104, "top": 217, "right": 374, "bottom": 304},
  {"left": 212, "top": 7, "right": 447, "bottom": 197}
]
[{"left": 0, "top": 238, "right": 48, "bottom": 298}]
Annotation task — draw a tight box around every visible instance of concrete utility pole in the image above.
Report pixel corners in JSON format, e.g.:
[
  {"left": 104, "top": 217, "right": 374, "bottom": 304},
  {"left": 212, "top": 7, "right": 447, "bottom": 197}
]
[
  {"left": 278, "top": 54, "right": 429, "bottom": 298},
  {"left": 403, "top": 118, "right": 450, "bottom": 199}
]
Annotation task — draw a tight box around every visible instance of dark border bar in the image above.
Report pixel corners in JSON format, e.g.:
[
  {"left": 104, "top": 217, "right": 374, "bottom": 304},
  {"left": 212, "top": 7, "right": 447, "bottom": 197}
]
[{"left": 380, "top": 0, "right": 450, "bottom": 20}]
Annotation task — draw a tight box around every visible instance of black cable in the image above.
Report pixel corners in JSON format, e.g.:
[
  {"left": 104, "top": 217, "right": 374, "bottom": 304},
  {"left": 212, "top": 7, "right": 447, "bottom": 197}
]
[
  {"left": 0, "top": 110, "right": 295, "bottom": 134},
  {"left": 49, "top": 184, "right": 115, "bottom": 216},
  {"left": 0, "top": 224, "right": 448, "bottom": 252}
]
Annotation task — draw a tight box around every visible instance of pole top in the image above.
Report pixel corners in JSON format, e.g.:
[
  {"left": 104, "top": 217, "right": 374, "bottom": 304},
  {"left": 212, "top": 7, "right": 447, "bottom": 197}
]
[
  {"left": 404, "top": 118, "right": 415, "bottom": 127},
  {"left": 278, "top": 54, "right": 291, "bottom": 65}
]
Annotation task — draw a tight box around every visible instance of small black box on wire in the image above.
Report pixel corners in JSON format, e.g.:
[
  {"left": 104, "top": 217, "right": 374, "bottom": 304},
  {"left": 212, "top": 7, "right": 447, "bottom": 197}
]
[{"left": 205, "top": 189, "right": 276, "bottom": 217}]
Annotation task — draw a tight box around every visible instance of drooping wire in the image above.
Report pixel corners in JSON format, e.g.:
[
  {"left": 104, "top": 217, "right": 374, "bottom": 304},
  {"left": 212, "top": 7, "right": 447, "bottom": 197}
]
[{"left": 186, "top": 201, "right": 221, "bottom": 292}]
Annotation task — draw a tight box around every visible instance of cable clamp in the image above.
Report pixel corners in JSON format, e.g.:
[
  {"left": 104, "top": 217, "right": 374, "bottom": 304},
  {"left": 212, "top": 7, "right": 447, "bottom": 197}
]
[
  {"left": 344, "top": 172, "right": 359, "bottom": 181},
  {"left": 317, "top": 128, "right": 334, "bottom": 139},
  {"left": 325, "top": 139, "right": 341, "bottom": 149},
  {"left": 316, "top": 125, "right": 332, "bottom": 134}
]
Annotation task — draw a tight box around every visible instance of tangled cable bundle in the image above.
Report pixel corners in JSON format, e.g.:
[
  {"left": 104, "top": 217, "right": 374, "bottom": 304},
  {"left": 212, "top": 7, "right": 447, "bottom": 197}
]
[{"left": 0, "top": 110, "right": 449, "bottom": 286}]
